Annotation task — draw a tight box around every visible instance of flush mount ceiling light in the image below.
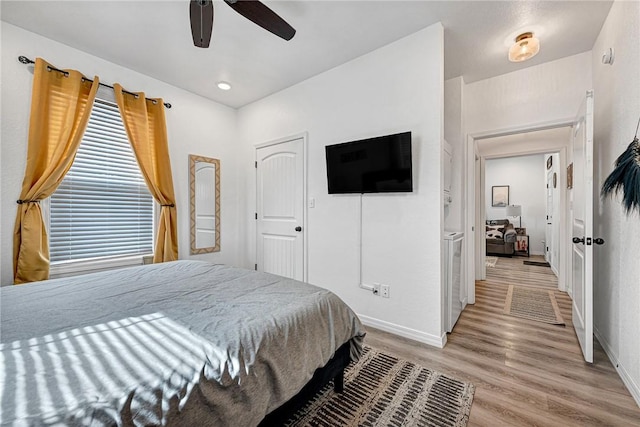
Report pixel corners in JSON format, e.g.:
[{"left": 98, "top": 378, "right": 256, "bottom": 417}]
[
  {"left": 508, "top": 32, "right": 540, "bottom": 63},
  {"left": 217, "top": 81, "right": 232, "bottom": 91}
]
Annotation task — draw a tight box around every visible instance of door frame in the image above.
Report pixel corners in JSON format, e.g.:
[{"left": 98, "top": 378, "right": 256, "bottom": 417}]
[
  {"left": 464, "top": 119, "right": 573, "bottom": 304},
  {"left": 254, "top": 132, "right": 309, "bottom": 282}
]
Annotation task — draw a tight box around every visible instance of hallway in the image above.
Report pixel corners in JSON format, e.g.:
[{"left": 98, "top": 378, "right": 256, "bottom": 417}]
[{"left": 485, "top": 254, "right": 557, "bottom": 290}]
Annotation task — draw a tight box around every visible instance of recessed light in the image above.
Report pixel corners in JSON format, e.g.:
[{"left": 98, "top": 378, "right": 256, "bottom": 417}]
[{"left": 217, "top": 81, "right": 232, "bottom": 91}]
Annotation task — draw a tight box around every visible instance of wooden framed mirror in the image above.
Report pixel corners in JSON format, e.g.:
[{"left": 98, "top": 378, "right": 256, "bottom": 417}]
[{"left": 189, "top": 155, "right": 220, "bottom": 254}]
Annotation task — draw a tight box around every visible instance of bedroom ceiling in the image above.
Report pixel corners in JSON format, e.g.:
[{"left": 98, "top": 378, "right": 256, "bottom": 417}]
[{"left": 1, "top": 1, "right": 613, "bottom": 109}]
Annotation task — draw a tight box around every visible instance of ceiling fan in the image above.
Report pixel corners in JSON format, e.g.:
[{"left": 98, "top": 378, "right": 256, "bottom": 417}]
[{"left": 190, "top": 0, "right": 296, "bottom": 48}]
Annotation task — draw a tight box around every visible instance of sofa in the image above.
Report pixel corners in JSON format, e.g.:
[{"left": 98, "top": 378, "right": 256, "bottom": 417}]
[{"left": 486, "top": 219, "right": 517, "bottom": 256}]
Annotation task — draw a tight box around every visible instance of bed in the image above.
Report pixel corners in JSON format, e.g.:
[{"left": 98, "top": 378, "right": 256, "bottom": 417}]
[{"left": 0, "top": 260, "right": 365, "bottom": 426}]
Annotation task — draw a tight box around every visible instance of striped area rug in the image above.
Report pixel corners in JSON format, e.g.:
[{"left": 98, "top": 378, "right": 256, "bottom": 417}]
[
  {"left": 285, "top": 347, "right": 475, "bottom": 427},
  {"left": 504, "top": 285, "right": 565, "bottom": 325}
]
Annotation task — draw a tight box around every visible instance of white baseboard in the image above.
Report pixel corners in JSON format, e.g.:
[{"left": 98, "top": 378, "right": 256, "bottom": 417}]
[
  {"left": 594, "top": 327, "right": 640, "bottom": 407},
  {"left": 357, "top": 314, "right": 446, "bottom": 348}
]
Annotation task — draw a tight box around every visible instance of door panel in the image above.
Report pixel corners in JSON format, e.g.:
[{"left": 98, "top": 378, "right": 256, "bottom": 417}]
[
  {"left": 256, "top": 138, "right": 304, "bottom": 280},
  {"left": 262, "top": 153, "right": 297, "bottom": 218},
  {"left": 571, "top": 91, "right": 594, "bottom": 363},
  {"left": 262, "top": 235, "right": 297, "bottom": 278}
]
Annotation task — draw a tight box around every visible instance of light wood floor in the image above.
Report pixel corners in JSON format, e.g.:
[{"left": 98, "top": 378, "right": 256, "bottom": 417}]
[
  {"left": 364, "top": 258, "right": 640, "bottom": 426},
  {"left": 486, "top": 254, "right": 558, "bottom": 290}
]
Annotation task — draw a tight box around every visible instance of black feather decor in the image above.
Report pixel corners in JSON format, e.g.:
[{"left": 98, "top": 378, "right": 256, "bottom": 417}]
[{"left": 601, "top": 117, "right": 640, "bottom": 215}]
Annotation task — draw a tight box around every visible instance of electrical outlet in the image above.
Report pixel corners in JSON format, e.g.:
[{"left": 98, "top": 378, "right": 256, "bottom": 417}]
[
  {"left": 372, "top": 283, "right": 380, "bottom": 295},
  {"left": 381, "top": 284, "right": 390, "bottom": 298}
]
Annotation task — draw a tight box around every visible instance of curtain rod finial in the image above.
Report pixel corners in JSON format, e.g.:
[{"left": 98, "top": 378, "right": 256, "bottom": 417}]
[{"left": 18, "top": 56, "right": 34, "bottom": 65}]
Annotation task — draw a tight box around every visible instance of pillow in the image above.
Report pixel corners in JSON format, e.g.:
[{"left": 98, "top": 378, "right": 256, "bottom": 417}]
[
  {"left": 486, "top": 225, "right": 504, "bottom": 239},
  {"left": 486, "top": 230, "right": 504, "bottom": 239}
]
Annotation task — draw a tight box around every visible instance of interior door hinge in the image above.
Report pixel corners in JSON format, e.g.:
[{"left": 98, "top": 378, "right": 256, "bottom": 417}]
[
  {"left": 255, "top": 212, "right": 257, "bottom": 220},
  {"left": 254, "top": 264, "right": 257, "bottom": 270},
  {"left": 255, "top": 161, "right": 257, "bottom": 168}
]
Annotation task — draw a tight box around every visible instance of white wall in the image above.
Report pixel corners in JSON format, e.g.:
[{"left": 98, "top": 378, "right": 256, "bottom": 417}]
[
  {"left": 444, "top": 77, "right": 464, "bottom": 231},
  {"left": 237, "top": 24, "right": 446, "bottom": 346},
  {"left": 591, "top": 0, "right": 640, "bottom": 406},
  {"left": 0, "top": 23, "right": 242, "bottom": 285},
  {"left": 466, "top": 52, "right": 592, "bottom": 135},
  {"left": 485, "top": 155, "right": 546, "bottom": 255}
]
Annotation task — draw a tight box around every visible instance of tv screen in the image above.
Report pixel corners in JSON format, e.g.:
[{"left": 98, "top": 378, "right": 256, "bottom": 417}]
[{"left": 325, "top": 131, "right": 412, "bottom": 194}]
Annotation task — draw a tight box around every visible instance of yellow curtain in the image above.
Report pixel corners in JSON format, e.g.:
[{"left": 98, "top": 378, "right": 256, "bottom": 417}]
[
  {"left": 114, "top": 84, "right": 178, "bottom": 263},
  {"left": 13, "top": 58, "right": 99, "bottom": 284}
]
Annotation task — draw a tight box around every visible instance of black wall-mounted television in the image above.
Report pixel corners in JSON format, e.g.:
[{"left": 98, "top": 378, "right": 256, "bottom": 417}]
[{"left": 325, "top": 131, "right": 412, "bottom": 194}]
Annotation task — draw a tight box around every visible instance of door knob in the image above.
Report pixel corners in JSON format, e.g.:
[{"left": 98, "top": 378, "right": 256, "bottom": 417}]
[
  {"left": 594, "top": 238, "right": 605, "bottom": 245},
  {"left": 295, "top": 226, "right": 302, "bottom": 232},
  {"left": 572, "top": 237, "right": 584, "bottom": 244}
]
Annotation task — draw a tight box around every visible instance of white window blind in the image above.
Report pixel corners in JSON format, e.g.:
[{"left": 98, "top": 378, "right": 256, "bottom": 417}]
[{"left": 49, "top": 98, "right": 154, "bottom": 263}]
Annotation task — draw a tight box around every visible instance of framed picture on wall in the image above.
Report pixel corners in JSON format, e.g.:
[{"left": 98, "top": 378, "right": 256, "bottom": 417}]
[{"left": 492, "top": 185, "right": 509, "bottom": 207}]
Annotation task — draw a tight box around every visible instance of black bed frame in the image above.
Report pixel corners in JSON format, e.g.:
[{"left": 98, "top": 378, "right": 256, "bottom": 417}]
[{"left": 258, "top": 341, "right": 352, "bottom": 426}]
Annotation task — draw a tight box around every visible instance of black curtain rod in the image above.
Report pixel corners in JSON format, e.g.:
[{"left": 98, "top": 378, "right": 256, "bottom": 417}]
[{"left": 18, "top": 56, "right": 171, "bottom": 109}]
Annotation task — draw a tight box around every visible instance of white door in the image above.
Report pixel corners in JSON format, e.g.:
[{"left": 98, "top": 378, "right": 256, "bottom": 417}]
[
  {"left": 546, "top": 170, "right": 554, "bottom": 263},
  {"left": 256, "top": 138, "right": 305, "bottom": 280},
  {"left": 571, "top": 91, "right": 594, "bottom": 363}
]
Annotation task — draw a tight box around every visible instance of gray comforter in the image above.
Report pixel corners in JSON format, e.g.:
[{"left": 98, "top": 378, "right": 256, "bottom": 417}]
[{"left": 0, "top": 261, "right": 365, "bottom": 426}]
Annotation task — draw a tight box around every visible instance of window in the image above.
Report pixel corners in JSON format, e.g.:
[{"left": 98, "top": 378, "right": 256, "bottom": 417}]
[{"left": 49, "top": 98, "right": 154, "bottom": 264}]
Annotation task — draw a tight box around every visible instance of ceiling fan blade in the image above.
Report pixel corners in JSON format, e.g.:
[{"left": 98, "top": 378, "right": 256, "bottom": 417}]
[
  {"left": 224, "top": 0, "right": 295, "bottom": 41},
  {"left": 190, "top": 0, "right": 214, "bottom": 48}
]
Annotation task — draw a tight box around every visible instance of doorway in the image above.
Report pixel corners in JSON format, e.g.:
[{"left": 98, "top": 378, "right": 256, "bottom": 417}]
[
  {"left": 482, "top": 151, "right": 561, "bottom": 289},
  {"left": 465, "top": 122, "right": 573, "bottom": 305}
]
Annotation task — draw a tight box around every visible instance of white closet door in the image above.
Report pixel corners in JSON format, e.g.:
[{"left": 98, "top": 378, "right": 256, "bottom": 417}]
[{"left": 256, "top": 138, "right": 305, "bottom": 280}]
